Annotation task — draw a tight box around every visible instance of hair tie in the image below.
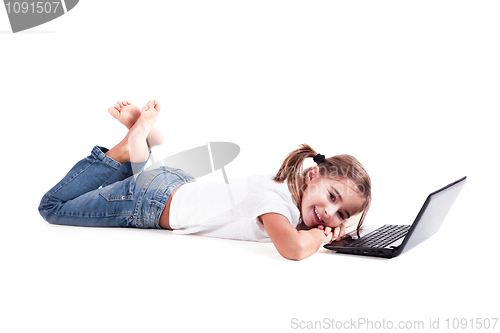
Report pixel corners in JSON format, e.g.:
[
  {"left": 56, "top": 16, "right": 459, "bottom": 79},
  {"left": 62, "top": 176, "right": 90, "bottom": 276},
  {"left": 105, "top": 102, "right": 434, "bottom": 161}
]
[{"left": 313, "top": 153, "right": 325, "bottom": 164}]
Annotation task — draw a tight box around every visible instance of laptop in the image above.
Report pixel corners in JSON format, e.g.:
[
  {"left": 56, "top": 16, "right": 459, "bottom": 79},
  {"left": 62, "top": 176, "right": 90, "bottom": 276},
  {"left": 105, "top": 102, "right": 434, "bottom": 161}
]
[{"left": 324, "top": 176, "right": 467, "bottom": 258}]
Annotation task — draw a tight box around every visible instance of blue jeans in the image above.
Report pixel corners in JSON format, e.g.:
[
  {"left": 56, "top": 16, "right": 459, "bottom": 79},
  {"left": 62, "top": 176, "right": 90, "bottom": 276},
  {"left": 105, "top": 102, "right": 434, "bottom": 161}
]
[{"left": 39, "top": 146, "right": 196, "bottom": 229}]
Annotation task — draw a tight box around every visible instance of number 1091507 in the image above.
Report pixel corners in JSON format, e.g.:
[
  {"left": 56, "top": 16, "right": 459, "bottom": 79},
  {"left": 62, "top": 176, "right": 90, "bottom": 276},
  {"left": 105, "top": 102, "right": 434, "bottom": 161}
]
[{"left": 5, "top": 2, "right": 60, "bottom": 14}]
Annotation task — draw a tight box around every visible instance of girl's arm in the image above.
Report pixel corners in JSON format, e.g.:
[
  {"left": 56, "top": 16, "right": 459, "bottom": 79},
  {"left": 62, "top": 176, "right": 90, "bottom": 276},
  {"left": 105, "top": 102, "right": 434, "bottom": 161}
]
[{"left": 260, "top": 213, "right": 335, "bottom": 261}]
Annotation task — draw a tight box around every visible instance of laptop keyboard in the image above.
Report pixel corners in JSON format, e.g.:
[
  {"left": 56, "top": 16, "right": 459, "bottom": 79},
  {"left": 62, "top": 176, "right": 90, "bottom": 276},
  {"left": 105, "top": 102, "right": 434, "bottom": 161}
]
[{"left": 346, "top": 224, "right": 410, "bottom": 248}]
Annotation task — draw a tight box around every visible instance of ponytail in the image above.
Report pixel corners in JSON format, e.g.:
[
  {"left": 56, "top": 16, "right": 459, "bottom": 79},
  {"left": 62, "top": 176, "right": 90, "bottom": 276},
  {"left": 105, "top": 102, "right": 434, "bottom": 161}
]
[{"left": 273, "top": 144, "right": 317, "bottom": 215}]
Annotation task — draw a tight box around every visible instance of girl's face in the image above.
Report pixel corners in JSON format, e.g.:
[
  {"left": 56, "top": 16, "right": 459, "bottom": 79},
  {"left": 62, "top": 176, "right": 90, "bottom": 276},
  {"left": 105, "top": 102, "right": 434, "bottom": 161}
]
[{"left": 301, "top": 166, "right": 365, "bottom": 230}]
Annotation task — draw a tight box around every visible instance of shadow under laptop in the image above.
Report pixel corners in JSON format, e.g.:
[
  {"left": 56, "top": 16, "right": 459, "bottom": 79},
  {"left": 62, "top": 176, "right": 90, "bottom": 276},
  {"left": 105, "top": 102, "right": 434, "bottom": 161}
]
[{"left": 319, "top": 247, "right": 390, "bottom": 261}]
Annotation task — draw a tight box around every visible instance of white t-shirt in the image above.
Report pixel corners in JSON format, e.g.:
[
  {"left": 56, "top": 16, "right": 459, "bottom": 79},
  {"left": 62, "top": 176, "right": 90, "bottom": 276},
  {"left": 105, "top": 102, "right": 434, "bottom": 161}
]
[{"left": 169, "top": 174, "right": 301, "bottom": 242}]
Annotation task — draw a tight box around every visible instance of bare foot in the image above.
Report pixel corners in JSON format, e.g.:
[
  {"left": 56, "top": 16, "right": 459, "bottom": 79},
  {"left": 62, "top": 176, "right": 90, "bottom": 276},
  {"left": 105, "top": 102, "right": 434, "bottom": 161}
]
[
  {"left": 106, "top": 100, "right": 161, "bottom": 164},
  {"left": 108, "top": 100, "right": 164, "bottom": 148},
  {"left": 128, "top": 100, "right": 161, "bottom": 163},
  {"left": 108, "top": 101, "right": 140, "bottom": 129}
]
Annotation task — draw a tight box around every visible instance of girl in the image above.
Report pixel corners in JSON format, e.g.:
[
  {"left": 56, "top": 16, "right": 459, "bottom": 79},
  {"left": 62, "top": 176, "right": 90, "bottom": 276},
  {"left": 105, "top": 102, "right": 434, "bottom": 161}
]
[{"left": 39, "top": 100, "right": 371, "bottom": 260}]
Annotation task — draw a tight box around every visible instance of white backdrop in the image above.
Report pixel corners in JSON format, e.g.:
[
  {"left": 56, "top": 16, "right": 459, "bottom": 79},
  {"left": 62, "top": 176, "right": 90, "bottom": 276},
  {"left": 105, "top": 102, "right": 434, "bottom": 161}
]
[{"left": 1, "top": 1, "right": 498, "bottom": 332}]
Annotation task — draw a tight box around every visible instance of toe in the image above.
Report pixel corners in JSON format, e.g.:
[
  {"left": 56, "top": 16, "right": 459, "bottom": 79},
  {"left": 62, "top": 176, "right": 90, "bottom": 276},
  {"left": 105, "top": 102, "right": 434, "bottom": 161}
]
[
  {"left": 153, "top": 99, "right": 161, "bottom": 111},
  {"left": 144, "top": 100, "right": 154, "bottom": 111},
  {"left": 108, "top": 107, "right": 120, "bottom": 119}
]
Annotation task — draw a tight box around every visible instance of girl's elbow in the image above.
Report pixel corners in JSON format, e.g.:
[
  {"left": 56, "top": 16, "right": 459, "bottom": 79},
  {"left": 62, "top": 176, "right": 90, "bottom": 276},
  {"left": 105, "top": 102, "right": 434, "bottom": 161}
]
[
  {"left": 280, "top": 251, "right": 303, "bottom": 261},
  {"left": 279, "top": 242, "right": 311, "bottom": 261},
  {"left": 282, "top": 251, "right": 309, "bottom": 261},
  {"left": 284, "top": 253, "right": 307, "bottom": 261}
]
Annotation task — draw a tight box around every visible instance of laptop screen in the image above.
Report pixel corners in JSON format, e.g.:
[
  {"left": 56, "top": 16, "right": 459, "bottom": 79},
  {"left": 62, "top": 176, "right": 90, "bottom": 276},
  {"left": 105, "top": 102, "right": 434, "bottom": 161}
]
[{"left": 398, "top": 177, "right": 466, "bottom": 256}]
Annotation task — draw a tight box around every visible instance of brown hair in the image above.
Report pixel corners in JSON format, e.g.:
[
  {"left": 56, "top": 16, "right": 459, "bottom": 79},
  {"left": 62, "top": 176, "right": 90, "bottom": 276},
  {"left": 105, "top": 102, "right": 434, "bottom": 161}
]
[{"left": 273, "top": 144, "right": 372, "bottom": 234}]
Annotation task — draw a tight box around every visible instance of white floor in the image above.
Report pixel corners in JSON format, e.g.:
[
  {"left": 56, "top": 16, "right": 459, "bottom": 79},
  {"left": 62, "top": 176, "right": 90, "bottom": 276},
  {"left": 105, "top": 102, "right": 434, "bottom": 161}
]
[{"left": 2, "top": 2, "right": 499, "bottom": 332}]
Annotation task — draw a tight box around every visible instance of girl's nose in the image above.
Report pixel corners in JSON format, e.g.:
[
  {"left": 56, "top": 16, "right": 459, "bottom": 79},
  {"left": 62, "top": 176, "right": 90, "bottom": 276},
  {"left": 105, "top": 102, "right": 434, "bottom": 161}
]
[
  {"left": 324, "top": 207, "right": 334, "bottom": 220},
  {"left": 324, "top": 205, "right": 340, "bottom": 222}
]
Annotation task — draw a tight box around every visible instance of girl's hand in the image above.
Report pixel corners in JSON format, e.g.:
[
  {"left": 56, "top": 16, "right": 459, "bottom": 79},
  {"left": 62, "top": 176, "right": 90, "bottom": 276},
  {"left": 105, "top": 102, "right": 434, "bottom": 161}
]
[
  {"left": 318, "top": 224, "right": 346, "bottom": 242},
  {"left": 316, "top": 225, "right": 332, "bottom": 243}
]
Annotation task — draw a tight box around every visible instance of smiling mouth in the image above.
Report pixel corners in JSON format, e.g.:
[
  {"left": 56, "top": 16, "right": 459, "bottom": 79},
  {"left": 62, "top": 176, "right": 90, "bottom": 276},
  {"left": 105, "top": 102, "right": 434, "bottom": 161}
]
[{"left": 313, "top": 207, "right": 323, "bottom": 224}]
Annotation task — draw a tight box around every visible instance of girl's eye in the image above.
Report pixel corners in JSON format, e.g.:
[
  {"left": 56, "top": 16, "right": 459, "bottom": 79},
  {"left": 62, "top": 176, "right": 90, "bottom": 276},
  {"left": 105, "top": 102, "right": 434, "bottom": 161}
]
[{"left": 329, "top": 192, "right": 345, "bottom": 220}]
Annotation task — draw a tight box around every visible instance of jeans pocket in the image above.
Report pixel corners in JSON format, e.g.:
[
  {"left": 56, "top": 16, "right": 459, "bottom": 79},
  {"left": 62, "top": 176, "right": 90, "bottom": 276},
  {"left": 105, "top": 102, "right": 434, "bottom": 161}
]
[
  {"left": 100, "top": 177, "right": 135, "bottom": 201},
  {"left": 147, "top": 199, "right": 166, "bottom": 229}
]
